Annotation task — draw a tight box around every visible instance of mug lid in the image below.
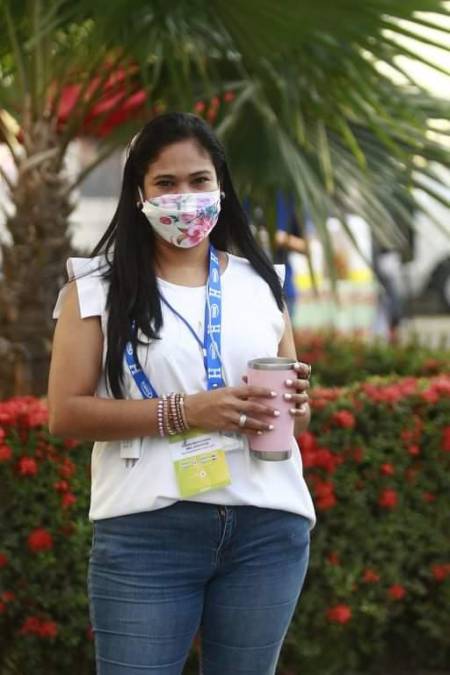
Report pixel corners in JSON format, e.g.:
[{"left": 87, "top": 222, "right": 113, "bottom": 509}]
[{"left": 248, "top": 357, "right": 296, "bottom": 370}]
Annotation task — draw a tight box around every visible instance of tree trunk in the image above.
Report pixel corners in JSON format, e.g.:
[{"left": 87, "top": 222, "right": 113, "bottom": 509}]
[{"left": 0, "top": 120, "right": 74, "bottom": 398}]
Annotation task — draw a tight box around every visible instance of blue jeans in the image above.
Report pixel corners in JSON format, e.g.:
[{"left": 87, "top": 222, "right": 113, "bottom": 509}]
[{"left": 87, "top": 501, "right": 311, "bottom": 674}]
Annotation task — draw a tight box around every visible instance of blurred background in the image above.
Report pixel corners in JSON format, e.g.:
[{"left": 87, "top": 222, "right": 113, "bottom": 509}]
[
  {"left": 0, "top": 0, "right": 449, "bottom": 397},
  {"left": 0, "top": 2, "right": 449, "bottom": 674}
]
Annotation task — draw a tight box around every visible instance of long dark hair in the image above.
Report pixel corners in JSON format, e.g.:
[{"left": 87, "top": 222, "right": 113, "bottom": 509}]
[{"left": 87, "top": 112, "right": 284, "bottom": 398}]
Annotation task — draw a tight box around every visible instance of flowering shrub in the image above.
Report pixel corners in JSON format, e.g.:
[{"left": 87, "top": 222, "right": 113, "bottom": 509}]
[
  {"left": 1, "top": 377, "right": 449, "bottom": 674},
  {"left": 294, "top": 330, "right": 450, "bottom": 386},
  {"left": 279, "top": 373, "right": 450, "bottom": 674},
  {"left": 0, "top": 396, "right": 94, "bottom": 674}
]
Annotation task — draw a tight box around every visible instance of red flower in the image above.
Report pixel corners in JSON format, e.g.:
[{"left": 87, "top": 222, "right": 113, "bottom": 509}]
[
  {"left": 421, "top": 388, "right": 439, "bottom": 404},
  {"left": 326, "top": 604, "right": 352, "bottom": 624},
  {"left": 19, "top": 616, "right": 41, "bottom": 634},
  {"left": 314, "top": 448, "right": 342, "bottom": 473},
  {"left": 317, "top": 492, "right": 337, "bottom": 511},
  {"left": 388, "top": 584, "right": 406, "bottom": 600},
  {"left": 206, "top": 107, "right": 218, "bottom": 123},
  {"left": 431, "top": 564, "right": 450, "bottom": 582},
  {"left": 0, "top": 444, "right": 13, "bottom": 461},
  {"left": 27, "top": 528, "right": 53, "bottom": 553},
  {"left": 408, "top": 445, "right": 421, "bottom": 457},
  {"left": 0, "top": 427, "right": 4, "bottom": 442},
  {"left": 223, "top": 90, "right": 236, "bottom": 102},
  {"left": 53, "top": 480, "right": 69, "bottom": 493},
  {"left": 63, "top": 438, "right": 80, "bottom": 450},
  {"left": 314, "top": 480, "right": 337, "bottom": 511},
  {"left": 442, "top": 427, "right": 450, "bottom": 452},
  {"left": 58, "top": 458, "right": 76, "bottom": 479},
  {"left": 194, "top": 101, "right": 206, "bottom": 113},
  {"left": 0, "top": 397, "right": 49, "bottom": 428},
  {"left": 380, "top": 463, "right": 395, "bottom": 476},
  {"left": 401, "top": 429, "right": 415, "bottom": 444},
  {"left": 314, "top": 480, "right": 334, "bottom": 498},
  {"left": 422, "top": 492, "right": 436, "bottom": 503},
  {"left": 61, "top": 493, "right": 77, "bottom": 509},
  {"left": 17, "top": 456, "right": 38, "bottom": 476},
  {"left": 1, "top": 591, "right": 16, "bottom": 603},
  {"left": 298, "top": 431, "right": 317, "bottom": 453},
  {"left": 378, "top": 489, "right": 398, "bottom": 509},
  {"left": 19, "top": 616, "right": 58, "bottom": 638},
  {"left": 331, "top": 410, "right": 355, "bottom": 429},
  {"left": 0, "top": 553, "right": 9, "bottom": 567},
  {"left": 38, "top": 621, "right": 58, "bottom": 638},
  {"left": 326, "top": 551, "right": 341, "bottom": 566},
  {"left": 362, "top": 569, "right": 380, "bottom": 583}
]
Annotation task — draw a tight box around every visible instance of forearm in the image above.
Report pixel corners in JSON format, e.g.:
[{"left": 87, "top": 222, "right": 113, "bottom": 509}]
[{"left": 49, "top": 396, "right": 160, "bottom": 442}]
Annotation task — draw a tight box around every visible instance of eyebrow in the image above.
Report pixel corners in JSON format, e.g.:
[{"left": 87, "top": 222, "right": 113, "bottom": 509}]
[{"left": 153, "top": 170, "right": 213, "bottom": 180}]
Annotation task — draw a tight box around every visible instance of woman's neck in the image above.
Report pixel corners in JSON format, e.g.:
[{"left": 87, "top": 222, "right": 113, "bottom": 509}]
[{"left": 154, "top": 238, "right": 215, "bottom": 286}]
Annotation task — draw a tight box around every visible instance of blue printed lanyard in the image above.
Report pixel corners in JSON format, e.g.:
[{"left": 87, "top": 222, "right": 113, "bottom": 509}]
[{"left": 124, "top": 244, "right": 224, "bottom": 398}]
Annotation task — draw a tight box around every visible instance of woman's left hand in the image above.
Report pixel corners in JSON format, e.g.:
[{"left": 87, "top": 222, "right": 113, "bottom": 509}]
[
  {"left": 285, "top": 361, "right": 311, "bottom": 418},
  {"left": 241, "top": 361, "right": 311, "bottom": 416}
]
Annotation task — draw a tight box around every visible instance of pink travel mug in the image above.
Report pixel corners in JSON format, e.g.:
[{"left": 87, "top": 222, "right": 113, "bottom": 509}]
[{"left": 247, "top": 357, "right": 297, "bottom": 461}]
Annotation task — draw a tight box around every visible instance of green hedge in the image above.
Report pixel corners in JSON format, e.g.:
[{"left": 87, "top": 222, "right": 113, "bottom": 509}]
[
  {"left": 1, "top": 376, "right": 449, "bottom": 675},
  {"left": 294, "top": 330, "right": 450, "bottom": 386}
]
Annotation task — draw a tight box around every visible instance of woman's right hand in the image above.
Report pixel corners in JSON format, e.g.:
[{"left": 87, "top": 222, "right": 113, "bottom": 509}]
[{"left": 183, "top": 385, "right": 280, "bottom": 436}]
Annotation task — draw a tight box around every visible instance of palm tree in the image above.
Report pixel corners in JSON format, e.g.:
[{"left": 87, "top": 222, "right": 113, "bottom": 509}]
[{"left": 0, "top": 0, "right": 449, "bottom": 397}]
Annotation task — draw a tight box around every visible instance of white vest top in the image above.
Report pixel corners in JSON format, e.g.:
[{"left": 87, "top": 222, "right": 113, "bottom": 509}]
[{"left": 52, "top": 251, "right": 316, "bottom": 529}]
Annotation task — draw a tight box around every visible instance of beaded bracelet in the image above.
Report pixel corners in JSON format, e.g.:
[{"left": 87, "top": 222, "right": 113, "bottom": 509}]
[
  {"left": 178, "top": 394, "right": 189, "bottom": 431},
  {"left": 157, "top": 397, "right": 165, "bottom": 438},
  {"left": 157, "top": 393, "right": 190, "bottom": 437},
  {"left": 170, "top": 393, "right": 184, "bottom": 434},
  {"left": 174, "top": 393, "right": 186, "bottom": 434},
  {"left": 169, "top": 393, "right": 178, "bottom": 435},
  {"left": 162, "top": 395, "right": 175, "bottom": 436}
]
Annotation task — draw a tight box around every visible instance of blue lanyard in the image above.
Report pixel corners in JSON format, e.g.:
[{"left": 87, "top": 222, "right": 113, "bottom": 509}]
[{"left": 124, "top": 244, "right": 224, "bottom": 398}]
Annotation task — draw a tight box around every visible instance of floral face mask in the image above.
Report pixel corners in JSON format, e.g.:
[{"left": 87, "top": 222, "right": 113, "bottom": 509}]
[{"left": 138, "top": 188, "right": 222, "bottom": 248}]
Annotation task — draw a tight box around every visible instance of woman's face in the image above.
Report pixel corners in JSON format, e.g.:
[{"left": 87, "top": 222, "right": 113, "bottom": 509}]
[{"left": 142, "top": 138, "right": 219, "bottom": 199}]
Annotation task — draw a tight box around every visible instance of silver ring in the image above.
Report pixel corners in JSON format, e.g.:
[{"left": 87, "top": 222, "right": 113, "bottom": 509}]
[
  {"left": 307, "top": 364, "right": 312, "bottom": 379},
  {"left": 238, "top": 413, "right": 247, "bottom": 428}
]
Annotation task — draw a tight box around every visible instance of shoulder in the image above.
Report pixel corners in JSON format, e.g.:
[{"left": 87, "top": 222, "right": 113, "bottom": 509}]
[
  {"left": 52, "top": 254, "right": 109, "bottom": 320},
  {"left": 66, "top": 253, "right": 109, "bottom": 280},
  {"left": 226, "top": 252, "right": 286, "bottom": 286}
]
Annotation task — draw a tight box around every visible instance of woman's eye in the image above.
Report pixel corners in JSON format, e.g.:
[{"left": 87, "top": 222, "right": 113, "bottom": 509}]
[
  {"left": 156, "top": 180, "right": 172, "bottom": 187},
  {"left": 194, "top": 177, "right": 209, "bottom": 184}
]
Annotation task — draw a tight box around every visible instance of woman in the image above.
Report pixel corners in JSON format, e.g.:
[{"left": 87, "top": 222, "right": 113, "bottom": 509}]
[{"left": 48, "top": 112, "right": 316, "bottom": 675}]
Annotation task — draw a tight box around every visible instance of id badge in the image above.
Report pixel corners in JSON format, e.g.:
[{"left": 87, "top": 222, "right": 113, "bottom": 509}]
[{"left": 169, "top": 430, "right": 232, "bottom": 498}]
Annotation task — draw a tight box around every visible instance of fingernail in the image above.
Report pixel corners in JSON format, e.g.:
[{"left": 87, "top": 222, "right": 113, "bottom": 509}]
[
  {"left": 284, "top": 393, "right": 293, "bottom": 400},
  {"left": 257, "top": 431, "right": 263, "bottom": 436},
  {"left": 268, "top": 424, "right": 274, "bottom": 431},
  {"left": 294, "top": 362, "right": 301, "bottom": 369},
  {"left": 270, "top": 391, "right": 277, "bottom": 398},
  {"left": 285, "top": 379, "right": 293, "bottom": 386},
  {"left": 273, "top": 410, "right": 280, "bottom": 417},
  {"left": 290, "top": 408, "right": 297, "bottom": 414}
]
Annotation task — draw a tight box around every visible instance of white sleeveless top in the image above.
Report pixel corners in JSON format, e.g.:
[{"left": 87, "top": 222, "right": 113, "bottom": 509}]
[{"left": 52, "top": 252, "right": 316, "bottom": 529}]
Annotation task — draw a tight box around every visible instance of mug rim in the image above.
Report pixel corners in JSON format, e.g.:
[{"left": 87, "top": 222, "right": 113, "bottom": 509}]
[{"left": 248, "top": 357, "right": 296, "bottom": 370}]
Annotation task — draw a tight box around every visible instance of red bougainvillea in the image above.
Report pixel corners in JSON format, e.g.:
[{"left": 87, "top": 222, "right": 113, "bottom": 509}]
[
  {"left": 326, "top": 604, "right": 352, "bottom": 624},
  {"left": 27, "top": 528, "right": 54, "bottom": 553}
]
